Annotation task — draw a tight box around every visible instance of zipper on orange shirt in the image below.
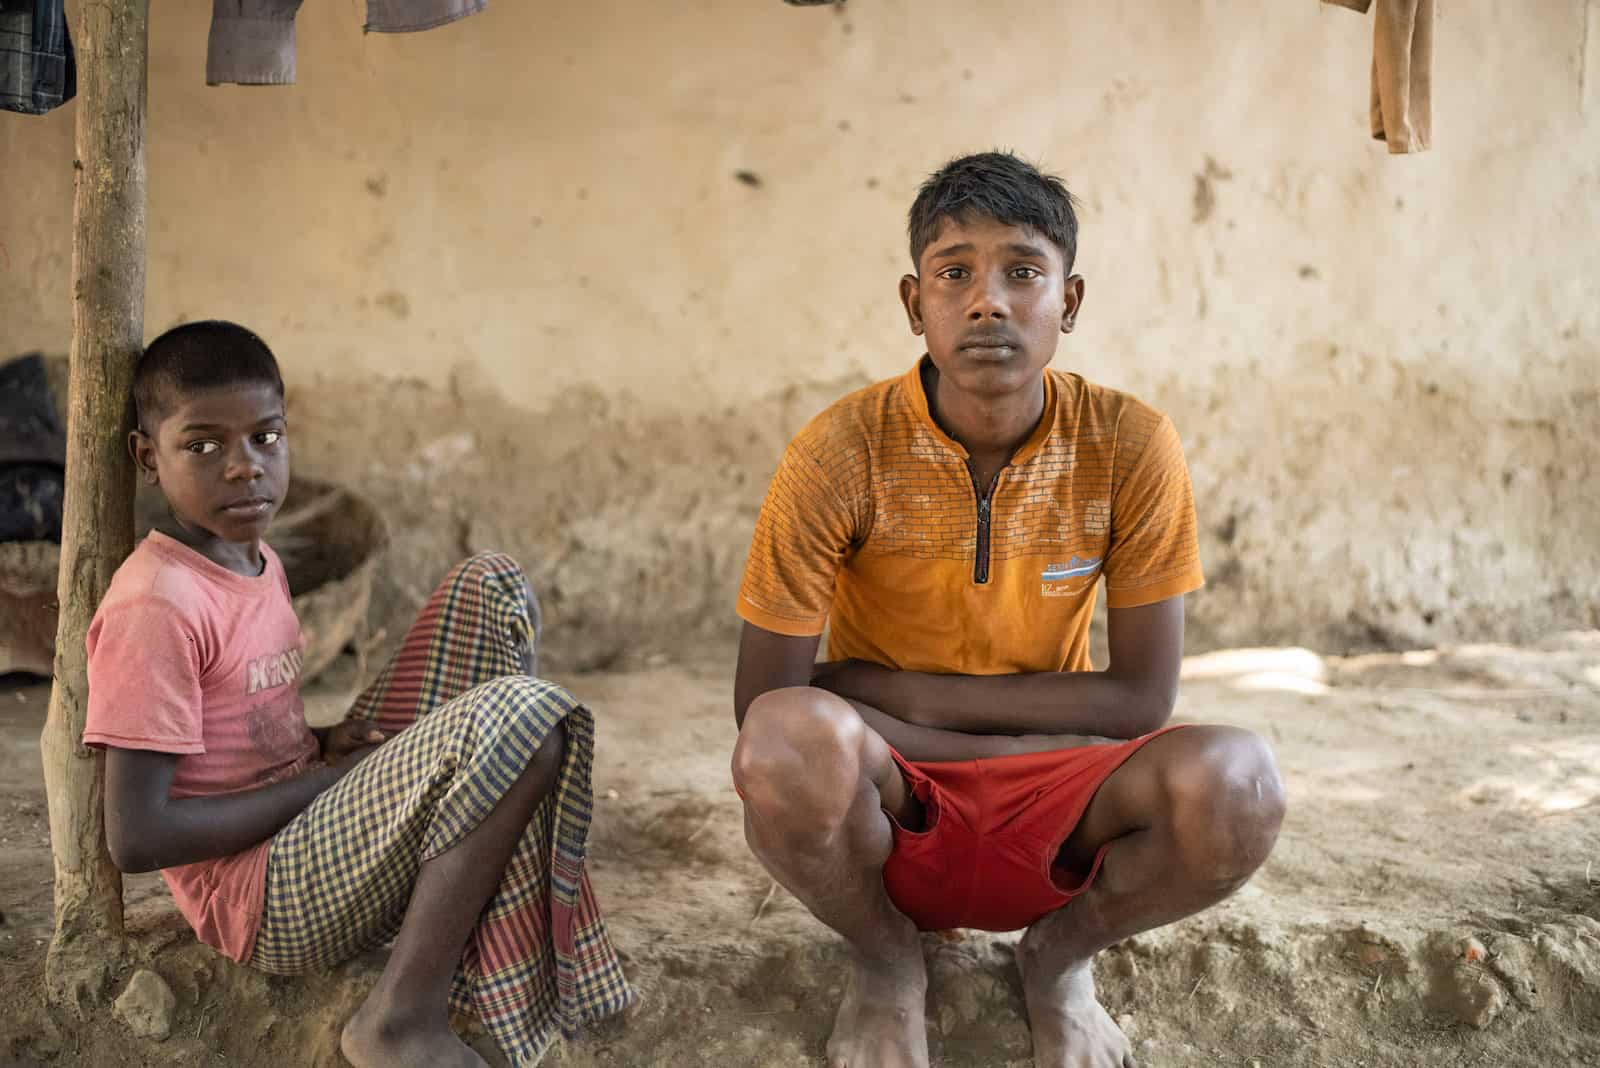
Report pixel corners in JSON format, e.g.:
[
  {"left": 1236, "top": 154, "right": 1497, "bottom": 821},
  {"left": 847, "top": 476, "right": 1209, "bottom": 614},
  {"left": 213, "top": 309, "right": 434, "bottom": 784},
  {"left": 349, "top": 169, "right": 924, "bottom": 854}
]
[{"left": 968, "top": 466, "right": 1001, "bottom": 585}]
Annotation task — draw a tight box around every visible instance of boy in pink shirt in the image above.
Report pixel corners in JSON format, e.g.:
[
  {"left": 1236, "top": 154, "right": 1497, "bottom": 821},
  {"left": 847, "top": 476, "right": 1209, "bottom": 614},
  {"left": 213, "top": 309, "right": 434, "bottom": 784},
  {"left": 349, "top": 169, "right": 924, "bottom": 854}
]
[{"left": 84, "top": 320, "right": 632, "bottom": 1067}]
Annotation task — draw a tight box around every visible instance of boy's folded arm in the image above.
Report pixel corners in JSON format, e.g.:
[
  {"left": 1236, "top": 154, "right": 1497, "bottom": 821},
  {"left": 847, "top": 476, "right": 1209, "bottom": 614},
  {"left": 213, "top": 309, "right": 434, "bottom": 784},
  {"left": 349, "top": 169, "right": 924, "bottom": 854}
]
[
  {"left": 735, "top": 622, "right": 1054, "bottom": 763},
  {"left": 733, "top": 622, "right": 823, "bottom": 727},
  {"left": 812, "top": 597, "right": 1187, "bottom": 741},
  {"left": 836, "top": 695, "right": 1041, "bottom": 763},
  {"left": 104, "top": 746, "right": 344, "bottom": 873}
]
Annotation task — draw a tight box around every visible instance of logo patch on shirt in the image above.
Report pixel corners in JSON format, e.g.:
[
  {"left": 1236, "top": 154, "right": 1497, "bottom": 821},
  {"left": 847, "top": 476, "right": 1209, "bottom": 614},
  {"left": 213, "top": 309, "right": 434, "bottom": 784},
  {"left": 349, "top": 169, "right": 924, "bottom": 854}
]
[
  {"left": 246, "top": 646, "right": 304, "bottom": 696},
  {"left": 1041, "top": 555, "right": 1101, "bottom": 597}
]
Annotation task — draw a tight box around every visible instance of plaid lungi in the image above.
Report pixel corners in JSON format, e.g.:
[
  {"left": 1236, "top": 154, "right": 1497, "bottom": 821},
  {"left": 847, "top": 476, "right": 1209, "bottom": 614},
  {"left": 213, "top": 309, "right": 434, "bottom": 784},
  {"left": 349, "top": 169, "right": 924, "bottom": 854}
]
[{"left": 250, "top": 552, "right": 635, "bottom": 1065}]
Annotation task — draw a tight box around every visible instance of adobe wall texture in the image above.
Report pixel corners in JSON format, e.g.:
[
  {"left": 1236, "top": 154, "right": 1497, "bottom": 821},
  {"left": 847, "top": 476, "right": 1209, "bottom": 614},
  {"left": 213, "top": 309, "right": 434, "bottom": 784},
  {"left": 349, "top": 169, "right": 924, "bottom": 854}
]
[{"left": 4, "top": 0, "right": 1596, "bottom": 663}]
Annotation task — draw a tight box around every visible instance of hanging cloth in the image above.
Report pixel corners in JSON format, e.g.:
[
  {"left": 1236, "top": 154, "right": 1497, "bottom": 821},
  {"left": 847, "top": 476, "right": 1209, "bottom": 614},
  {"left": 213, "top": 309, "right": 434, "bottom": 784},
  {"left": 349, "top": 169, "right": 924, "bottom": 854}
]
[
  {"left": 1325, "top": 0, "right": 1434, "bottom": 153},
  {"left": 207, "top": 0, "right": 489, "bottom": 87},
  {"left": 0, "top": 353, "right": 66, "bottom": 542},
  {"left": 0, "top": 0, "right": 77, "bottom": 115}
]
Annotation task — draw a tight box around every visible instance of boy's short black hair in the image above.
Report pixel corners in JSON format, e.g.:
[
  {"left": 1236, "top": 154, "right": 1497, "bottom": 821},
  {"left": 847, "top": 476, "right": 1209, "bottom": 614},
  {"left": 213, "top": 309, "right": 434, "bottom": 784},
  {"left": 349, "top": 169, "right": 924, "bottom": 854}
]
[
  {"left": 907, "top": 151, "right": 1081, "bottom": 271},
  {"left": 133, "top": 320, "right": 284, "bottom": 431}
]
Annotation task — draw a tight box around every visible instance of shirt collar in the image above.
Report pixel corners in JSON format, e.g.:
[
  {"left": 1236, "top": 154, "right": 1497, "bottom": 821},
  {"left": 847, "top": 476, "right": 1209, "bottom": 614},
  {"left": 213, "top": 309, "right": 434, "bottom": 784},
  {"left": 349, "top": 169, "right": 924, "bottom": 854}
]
[{"left": 901, "top": 355, "right": 1057, "bottom": 466}]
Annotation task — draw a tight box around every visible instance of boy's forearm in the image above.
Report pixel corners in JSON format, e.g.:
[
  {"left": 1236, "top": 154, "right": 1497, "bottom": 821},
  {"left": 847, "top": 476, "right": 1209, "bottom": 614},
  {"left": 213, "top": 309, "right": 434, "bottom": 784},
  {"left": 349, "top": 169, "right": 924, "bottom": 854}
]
[
  {"left": 820, "top": 663, "right": 1170, "bottom": 740},
  {"left": 844, "top": 697, "right": 1026, "bottom": 763},
  {"left": 117, "top": 765, "right": 343, "bottom": 872}
]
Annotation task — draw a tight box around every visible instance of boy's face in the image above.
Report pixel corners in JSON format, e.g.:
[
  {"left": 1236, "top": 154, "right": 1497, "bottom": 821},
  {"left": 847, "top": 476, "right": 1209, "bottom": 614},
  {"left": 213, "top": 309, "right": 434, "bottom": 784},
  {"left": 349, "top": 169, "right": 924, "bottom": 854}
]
[
  {"left": 130, "top": 382, "right": 289, "bottom": 546},
  {"left": 899, "top": 214, "right": 1084, "bottom": 400}
]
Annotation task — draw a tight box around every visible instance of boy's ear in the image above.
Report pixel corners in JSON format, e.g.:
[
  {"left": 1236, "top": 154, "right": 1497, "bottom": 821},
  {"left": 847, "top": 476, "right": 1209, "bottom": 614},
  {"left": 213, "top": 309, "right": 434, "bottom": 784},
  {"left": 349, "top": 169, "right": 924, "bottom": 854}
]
[
  {"left": 1061, "top": 274, "right": 1086, "bottom": 334},
  {"left": 899, "top": 274, "right": 925, "bottom": 337},
  {"left": 128, "top": 430, "right": 159, "bottom": 485}
]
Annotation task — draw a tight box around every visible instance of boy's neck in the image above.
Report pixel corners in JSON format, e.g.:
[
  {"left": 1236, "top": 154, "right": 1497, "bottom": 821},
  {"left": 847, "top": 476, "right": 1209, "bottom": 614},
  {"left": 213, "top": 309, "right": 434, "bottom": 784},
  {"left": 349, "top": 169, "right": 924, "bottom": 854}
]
[
  {"left": 158, "top": 518, "right": 266, "bottom": 577},
  {"left": 921, "top": 359, "right": 1047, "bottom": 466}
]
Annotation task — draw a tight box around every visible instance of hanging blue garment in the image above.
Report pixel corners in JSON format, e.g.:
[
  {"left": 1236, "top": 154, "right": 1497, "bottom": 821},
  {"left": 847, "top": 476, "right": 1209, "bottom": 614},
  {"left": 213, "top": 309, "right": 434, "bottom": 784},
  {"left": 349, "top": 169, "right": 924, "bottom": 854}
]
[
  {"left": 0, "top": 0, "right": 76, "bottom": 115},
  {"left": 207, "top": 0, "right": 488, "bottom": 86}
]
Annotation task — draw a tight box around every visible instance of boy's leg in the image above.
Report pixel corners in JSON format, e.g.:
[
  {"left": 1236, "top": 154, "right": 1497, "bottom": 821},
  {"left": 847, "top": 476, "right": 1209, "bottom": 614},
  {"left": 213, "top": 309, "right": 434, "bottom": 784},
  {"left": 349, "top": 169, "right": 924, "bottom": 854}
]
[
  {"left": 732, "top": 686, "right": 930, "bottom": 1068},
  {"left": 1017, "top": 726, "right": 1285, "bottom": 1068},
  {"left": 342, "top": 718, "right": 566, "bottom": 1068},
  {"left": 254, "top": 675, "right": 632, "bottom": 1067},
  {"left": 347, "top": 551, "right": 540, "bottom": 735}
]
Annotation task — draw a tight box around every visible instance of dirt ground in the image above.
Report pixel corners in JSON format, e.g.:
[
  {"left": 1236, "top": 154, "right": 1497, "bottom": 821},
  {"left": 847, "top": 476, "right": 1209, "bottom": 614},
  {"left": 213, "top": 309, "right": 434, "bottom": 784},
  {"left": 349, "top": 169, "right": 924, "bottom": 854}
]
[{"left": 2, "top": 634, "right": 1598, "bottom": 1067}]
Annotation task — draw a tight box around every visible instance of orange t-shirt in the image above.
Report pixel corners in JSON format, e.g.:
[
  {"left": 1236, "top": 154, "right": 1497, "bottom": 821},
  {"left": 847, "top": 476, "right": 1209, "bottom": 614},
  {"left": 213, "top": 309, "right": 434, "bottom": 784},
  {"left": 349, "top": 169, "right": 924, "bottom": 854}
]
[{"left": 737, "top": 359, "right": 1204, "bottom": 675}]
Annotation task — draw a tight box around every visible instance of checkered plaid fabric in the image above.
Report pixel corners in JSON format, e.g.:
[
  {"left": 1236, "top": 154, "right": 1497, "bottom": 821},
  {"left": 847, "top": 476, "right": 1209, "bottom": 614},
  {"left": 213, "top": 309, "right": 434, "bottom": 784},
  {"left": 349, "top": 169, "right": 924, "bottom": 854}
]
[
  {"left": 0, "top": 0, "right": 76, "bottom": 115},
  {"left": 251, "top": 553, "right": 635, "bottom": 1065}
]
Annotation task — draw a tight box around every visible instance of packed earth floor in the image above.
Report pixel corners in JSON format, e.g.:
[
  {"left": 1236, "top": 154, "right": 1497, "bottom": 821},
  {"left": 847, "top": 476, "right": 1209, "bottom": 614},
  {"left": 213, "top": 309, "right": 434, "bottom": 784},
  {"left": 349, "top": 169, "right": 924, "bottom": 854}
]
[{"left": 2, "top": 635, "right": 1598, "bottom": 1067}]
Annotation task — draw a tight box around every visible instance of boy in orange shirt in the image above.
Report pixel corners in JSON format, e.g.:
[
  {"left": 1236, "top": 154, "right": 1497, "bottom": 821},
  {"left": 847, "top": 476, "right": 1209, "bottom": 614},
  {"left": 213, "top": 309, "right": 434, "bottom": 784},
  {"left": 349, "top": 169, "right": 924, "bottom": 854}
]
[{"left": 732, "top": 153, "right": 1286, "bottom": 1068}]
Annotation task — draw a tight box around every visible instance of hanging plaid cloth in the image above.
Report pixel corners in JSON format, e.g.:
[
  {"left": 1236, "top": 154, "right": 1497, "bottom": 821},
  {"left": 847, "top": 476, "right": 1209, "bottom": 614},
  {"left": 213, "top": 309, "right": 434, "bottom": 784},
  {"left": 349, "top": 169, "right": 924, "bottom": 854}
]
[{"left": 0, "top": 0, "right": 76, "bottom": 115}]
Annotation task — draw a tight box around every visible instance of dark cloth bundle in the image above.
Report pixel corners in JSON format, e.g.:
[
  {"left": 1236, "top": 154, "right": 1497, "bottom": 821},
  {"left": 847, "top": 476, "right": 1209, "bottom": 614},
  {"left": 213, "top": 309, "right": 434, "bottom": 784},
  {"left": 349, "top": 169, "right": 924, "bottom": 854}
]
[{"left": 0, "top": 354, "right": 67, "bottom": 542}]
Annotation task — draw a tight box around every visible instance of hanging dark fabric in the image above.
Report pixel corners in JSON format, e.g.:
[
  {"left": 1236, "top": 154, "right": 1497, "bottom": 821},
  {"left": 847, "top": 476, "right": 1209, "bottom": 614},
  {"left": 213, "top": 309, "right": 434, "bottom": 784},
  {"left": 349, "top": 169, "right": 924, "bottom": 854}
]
[
  {"left": 206, "top": 0, "right": 489, "bottom": 87},
  {"left": 0, "top": 354, "right": 67, "bottom": 542},
  {"left": 0, "top": 0, "right": 76, "bottom": 115}
]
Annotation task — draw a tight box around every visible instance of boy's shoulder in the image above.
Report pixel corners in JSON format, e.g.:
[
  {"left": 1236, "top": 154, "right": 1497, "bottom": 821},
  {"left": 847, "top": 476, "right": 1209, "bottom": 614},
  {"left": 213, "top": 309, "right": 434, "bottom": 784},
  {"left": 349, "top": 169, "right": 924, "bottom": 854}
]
[
  {"left": 101, "top": 535, "right": 208, "bottom": 611},
  {"left": 87, "top": 537, "right": 215, "bottom": 660},
  {"left": 99, "top": 534, "right": 287, "bottom": 618},
  {"left": 788, "top": 368, "right": 918, "bottom": 458},
  {"left": 1051, "top": 369, "right": 1166, "bottom": 424},
  {"left": 1048, "top": 369, "right": 1175, "bottom": 447}
]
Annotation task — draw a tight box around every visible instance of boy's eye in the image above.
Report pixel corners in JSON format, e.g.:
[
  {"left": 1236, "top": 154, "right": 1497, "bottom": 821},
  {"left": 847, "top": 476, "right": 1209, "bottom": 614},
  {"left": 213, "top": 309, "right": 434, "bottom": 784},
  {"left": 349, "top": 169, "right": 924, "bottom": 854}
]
[
  {"left": 938, "top": 267, "right": 969, "bottom": 280},
  {"left": 1012, "top": 267, "right": 1041, "bottom": 280},
  {"left": 257, "top": 430, "right": 283, "bottom": 446},
  {"left": 186, "top": 441, "right": 219, "bottom": 455}
]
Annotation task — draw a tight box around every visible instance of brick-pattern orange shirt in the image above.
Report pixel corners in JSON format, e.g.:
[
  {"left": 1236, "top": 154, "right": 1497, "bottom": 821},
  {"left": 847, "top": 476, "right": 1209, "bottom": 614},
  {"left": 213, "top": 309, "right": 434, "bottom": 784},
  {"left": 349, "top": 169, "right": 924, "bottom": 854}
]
[{"left": 737, "top": 360, "right": 1204, "bottom": 675}]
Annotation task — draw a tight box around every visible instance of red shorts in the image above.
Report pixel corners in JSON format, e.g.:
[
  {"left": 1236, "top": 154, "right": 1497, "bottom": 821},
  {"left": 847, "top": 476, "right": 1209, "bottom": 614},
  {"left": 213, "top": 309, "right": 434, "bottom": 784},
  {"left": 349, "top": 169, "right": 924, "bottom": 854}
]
[{"left": 882, "top": 727, "right": 1183, "bottom": 932}]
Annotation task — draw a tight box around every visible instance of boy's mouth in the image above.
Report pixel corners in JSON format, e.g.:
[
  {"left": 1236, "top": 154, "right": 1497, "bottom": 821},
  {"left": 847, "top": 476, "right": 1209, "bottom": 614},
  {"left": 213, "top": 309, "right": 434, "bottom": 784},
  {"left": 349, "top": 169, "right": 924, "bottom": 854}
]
[
  {"left": 958, "top": 333, "right": 1021, "bottom": 358},
  {"left": 220, "top": 496, "right": 274, "bottom": 516}
]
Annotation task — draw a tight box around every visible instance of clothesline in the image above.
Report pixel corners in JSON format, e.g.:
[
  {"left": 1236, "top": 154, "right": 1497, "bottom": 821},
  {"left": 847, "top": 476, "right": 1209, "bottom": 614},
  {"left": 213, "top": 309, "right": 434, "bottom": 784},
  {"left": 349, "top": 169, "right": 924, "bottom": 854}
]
[{"left": 3, "top": 0, "right": 1434, "bottom": 154}]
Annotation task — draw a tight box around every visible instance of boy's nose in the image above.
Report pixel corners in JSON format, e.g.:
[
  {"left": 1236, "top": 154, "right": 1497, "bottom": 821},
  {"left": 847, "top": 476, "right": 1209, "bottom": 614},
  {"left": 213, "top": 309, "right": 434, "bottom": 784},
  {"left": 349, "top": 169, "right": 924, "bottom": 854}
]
[
  {"left": 225, "top": 447, "right": 265, "bottom": 480},
  {"left": 967, "top": 275, "right": 1009, "bottom": 320}
]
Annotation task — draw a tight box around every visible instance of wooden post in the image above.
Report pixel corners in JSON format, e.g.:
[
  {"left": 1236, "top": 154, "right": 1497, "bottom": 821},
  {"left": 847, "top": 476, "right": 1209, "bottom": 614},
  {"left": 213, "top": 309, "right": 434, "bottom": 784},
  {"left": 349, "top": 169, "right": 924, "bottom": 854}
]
[{"left": 38, "top": 0, "right": 149, "bottom": 1010}]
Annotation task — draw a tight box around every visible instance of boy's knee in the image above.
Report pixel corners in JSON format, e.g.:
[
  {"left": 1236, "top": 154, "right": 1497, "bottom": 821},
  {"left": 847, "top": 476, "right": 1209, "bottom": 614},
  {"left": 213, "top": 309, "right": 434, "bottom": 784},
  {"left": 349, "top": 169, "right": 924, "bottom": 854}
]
[
  {"left": 471, "top": 673, "right": 545, "bottom": 702},
  {"left": 1163, "top": 726, "right": 1285, "bottom": 883},
  {"left": 466, "top": 675, "right": 571, "bottom": 731},
  {"left": 445, "top": 550, "right": 530, "bottom": 603},
  {"left": 733, "top": 687, "right": 866, "bottom": 827},
  {"left": 463, "top": 675, "right": 570, "bottom": 782},
  {"left": 461, "top": 549, "right": 522, "bottom": 575}
]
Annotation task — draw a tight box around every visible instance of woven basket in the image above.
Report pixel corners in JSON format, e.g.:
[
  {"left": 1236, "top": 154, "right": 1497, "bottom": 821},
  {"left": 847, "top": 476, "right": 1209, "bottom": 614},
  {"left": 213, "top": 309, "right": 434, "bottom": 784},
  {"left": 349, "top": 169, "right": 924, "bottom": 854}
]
[{"left": 0, "top": 475, "right": 387, "bottom": 681}]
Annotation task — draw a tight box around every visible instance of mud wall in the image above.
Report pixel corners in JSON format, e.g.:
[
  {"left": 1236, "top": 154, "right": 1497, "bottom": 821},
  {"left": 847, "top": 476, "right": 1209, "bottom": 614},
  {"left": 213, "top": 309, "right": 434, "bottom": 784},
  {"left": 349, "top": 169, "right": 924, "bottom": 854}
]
[{"left": 3, "top": 0, "right": 1597, "bottom": 664}]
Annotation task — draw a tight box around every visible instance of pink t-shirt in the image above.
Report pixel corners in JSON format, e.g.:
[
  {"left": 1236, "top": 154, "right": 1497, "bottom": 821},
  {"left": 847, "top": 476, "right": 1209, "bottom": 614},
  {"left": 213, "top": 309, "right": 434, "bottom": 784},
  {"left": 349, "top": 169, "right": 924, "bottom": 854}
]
[{"left": 83, "top": 532, "right": 319, "bottom": 963}]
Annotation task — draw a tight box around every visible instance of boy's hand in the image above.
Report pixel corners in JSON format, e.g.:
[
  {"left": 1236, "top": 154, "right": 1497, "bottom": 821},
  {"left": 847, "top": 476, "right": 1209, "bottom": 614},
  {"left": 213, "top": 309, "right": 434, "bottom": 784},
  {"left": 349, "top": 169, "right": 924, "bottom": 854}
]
[
  {"left": 1007, "top": 733, "right": 1119, "bottom": 756},
  {"left": 322, "top": 720, "right": 388, "bottom": 765},
  {"left": 329, "top": 743, "right": 384, "bottom": 776}
]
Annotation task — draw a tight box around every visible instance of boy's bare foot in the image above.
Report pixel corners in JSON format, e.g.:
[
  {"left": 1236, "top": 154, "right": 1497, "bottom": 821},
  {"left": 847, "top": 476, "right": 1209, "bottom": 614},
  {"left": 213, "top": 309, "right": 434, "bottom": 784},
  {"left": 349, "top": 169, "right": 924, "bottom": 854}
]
[
  {"left": 340, "top": 997, "right": 489, "bottom": 1068},
  {"left": 1017, "top": 928, "right": 1135, "bottom": 1068},
  {"left": 825, "top": 943, "right": 930, "bottom": 1068}
]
